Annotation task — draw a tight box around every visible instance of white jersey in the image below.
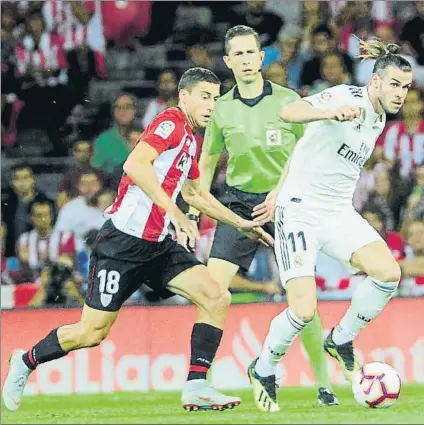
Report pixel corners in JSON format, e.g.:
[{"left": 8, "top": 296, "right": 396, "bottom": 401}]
[{"left": 277, "top": 84, "right": 386, "bottom": 212}]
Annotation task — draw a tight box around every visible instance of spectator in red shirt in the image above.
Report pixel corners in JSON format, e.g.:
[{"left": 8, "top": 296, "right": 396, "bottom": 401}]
[{"left": 377, "top": 88, "right": 424, "bottom": 178}]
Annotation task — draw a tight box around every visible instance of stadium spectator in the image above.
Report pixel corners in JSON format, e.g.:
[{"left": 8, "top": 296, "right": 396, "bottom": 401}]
[
  {"left": 108, "top": 129, "right": 141, "bottom": 190},
  {"left": 403, "top": 163, "right": 424, "bottom": 224},
  {"left": 2, "top": 163, "right": 55, "bottom": 258},
  {"left": 227, "top": 1, "right": 284, "bottom": 47},
  {"left": 186, "top": 44, "right": 231, "bottom": 81},
  {"left": 17, "top": 201, "right": 54, "bottom": 282},
  {"left": 142, "top": 71, "right": 177, "bottom": 130},
  {"left": 299, "top": 1, "right": 333, "bottom": 53},
  {"left": 53, "top": 168, "right": 105, "bottom": 240},
  {"left": 377, "top": 88, "right": 424, "bottom": 178},
  {"left": 58, "top": 140, "right": 94, "bottom": 202},
  {"left": 400, "top": 0, "right": 424, "bottom": 66},
  {"left": 398, "top": 219, "right": 424, "bottom": 296},
  {"left": 1, "top": 222, "right": 15, "bottom": 285},
  {"left": 92, "top": 93, "right": 136, "bottom": 173},
  {"left": 309, "top": 52, "right": 351, "bottom": 95},
  {"left": 1, "top": 3, "right": 24, "bottom": 149},
  {"left": 299, "top": 24, "right": 353, "bottom": 90},
  {"left": 15, "top": 13, "right": 72, "bottom": 155},
  {"left": 94, "top": 188, "right": 116, "bottom": 214},
  {"left": 29, "top": 254, "right": 85, "bottom": 307},
  {"left": 42, "top": 0, "right": 106, "bottom": 76},
  {"left": 263, "top": 62, "right": 288, "bottom": 87},
  {"left": 362, "top": 208, "right": 405, "bottom": 261},
  {"left": 353, "top": 148, "right": 390, "bottom": 212},
  {"left": 262, "top": 24, "right": 304, "bottom": 89},
  {"left": 362, "top": 170, "right": 399, "bottom": 231}
]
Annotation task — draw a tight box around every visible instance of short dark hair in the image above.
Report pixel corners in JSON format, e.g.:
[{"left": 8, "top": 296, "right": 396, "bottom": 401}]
[
  {"left": 178, "top": 67, "right": 220, "bottom": 92},
  {"left": 312, "top": 24, "right": 333, "bottom": 39},
  {"left": 79, "top": 168, "right": 101, "bottom": 182},
  {"left": 224, "top": 25, "right": 261, "bottom": 54},
  {"left": 10, "top": 162, "right": 34, "bottom": 179},
  {"left": 31, "top": 200, "right": 53, "bottom": 215},
  {"left": 357, "top": 38, "right": 412, "bottom": 75}
]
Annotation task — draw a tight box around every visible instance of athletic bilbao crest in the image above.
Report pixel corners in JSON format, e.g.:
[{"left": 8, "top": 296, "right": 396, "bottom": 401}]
[{"left": 100, "top": 293, "right": 113, "bottom": 307}]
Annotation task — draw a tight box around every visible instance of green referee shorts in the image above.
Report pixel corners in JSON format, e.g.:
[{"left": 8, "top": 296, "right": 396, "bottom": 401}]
[{"left": 209, "top": 185, "right": 275, "bottom": 272}]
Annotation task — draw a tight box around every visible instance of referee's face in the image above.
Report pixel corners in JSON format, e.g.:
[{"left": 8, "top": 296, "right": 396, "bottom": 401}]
[{"left": 224, "top": 35, "right": 264, "bottom": 84}]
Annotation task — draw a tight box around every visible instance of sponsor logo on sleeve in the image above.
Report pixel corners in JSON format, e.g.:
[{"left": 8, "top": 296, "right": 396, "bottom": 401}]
[{"left": 153, "top": 121, "right": 175, "bottom": 139}]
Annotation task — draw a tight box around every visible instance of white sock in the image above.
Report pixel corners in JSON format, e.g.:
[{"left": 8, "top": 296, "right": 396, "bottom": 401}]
[
  {"left": 255, "top": 308, "right": 307, "bottom": 377},
  {"left": 332, "top": 276, "right": 398, "bottom": 345}
]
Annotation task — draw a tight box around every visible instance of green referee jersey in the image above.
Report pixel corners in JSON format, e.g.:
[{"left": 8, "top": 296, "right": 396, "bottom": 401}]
[{"left": 203, "top": 80, "right": 304, "bottom": 194}]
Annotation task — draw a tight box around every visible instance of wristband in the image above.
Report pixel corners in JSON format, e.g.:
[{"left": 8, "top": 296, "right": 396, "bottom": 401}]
[{"left": 187, "top": 214, "right": 200, "bottom": 223}]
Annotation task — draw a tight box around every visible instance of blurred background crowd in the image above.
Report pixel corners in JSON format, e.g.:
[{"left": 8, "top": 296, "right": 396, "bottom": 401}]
[{"left": 1, "top": 0, "right": 424, "bottom": 309}]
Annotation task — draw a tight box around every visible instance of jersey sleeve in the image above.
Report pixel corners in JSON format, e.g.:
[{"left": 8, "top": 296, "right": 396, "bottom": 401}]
[
  {"left": 202, "top": 111, "right": 225, "bottom": 154},
  {"left": 142, "top": 113, "right": 182, "bottom": 155},
  {"left": 303, "top": 85, "right": 348, "bottom": 110}
]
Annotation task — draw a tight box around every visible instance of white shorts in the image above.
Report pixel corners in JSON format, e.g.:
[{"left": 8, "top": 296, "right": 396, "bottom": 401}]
[{"left": 274, "top": 203, "right": 384, "bottom": 288}]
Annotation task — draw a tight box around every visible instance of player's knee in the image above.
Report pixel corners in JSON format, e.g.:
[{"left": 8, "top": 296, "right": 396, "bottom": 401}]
[
  {"left": 207, "top": 287, "right": 231, "bottom": 314},
  {"left": 371, "top": 262, "right": 401, "bottom": 284},
  {"left": 294, "top": 307, "right": 316, "bottom": 324}
]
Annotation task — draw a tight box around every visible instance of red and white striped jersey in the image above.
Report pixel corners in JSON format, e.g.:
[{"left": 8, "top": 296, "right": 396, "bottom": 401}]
[
  {"left": 106, "top": 107, "right": 200, "bottom": 242},
  {"left": 15, "top": 32, "right": 67, "bottom": 77},
  {"left": 43, "top": 0, "right": 105, "bottom": 52},
  {"left": 377, "top": 119, "right": 424, "bottom": 177},
  {"left": 18, "top": 229, "right": 84, "bottom": 270}
]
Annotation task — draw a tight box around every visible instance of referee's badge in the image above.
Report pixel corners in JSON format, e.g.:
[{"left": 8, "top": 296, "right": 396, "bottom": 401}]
[{"left": 266, "top": 129, "right": 281, "bottom": 146}]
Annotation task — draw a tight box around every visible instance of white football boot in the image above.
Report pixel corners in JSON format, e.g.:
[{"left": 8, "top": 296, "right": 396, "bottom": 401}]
[
  {"left": 181, "top": 380, "right": 241, "bottom": 411},
  {"left": 2, "top": 350, "right": 32, "bottom": 411}
]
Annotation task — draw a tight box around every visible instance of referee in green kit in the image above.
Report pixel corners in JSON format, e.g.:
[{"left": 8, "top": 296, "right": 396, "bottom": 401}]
[{"left": 188, "top": 25, "right": 339, "bottom": 409}]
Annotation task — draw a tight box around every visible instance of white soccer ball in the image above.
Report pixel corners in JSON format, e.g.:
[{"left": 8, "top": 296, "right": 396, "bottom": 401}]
[{"left": 352, "top": 362, "right": 401, "bottom": 408}]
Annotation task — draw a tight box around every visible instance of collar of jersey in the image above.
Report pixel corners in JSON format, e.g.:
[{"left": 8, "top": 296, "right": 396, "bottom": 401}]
[{"left": 233, "top": 80, "right": 272, "bottom": 107}]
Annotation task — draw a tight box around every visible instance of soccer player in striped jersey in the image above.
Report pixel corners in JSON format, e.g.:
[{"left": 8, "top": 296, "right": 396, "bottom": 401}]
[{"left": 3, "top": 67, "right": 272, "bottom": 413}]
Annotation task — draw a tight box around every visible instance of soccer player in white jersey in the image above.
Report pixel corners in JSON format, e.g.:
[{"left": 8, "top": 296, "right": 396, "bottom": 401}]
[{"left": 248, "top": 39, "right": 413, "bottom": 412}]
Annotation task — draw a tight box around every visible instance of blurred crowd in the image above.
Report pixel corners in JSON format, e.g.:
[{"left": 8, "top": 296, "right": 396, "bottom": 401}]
[{"left": 1, "top": 0, "right": 424, "bottom": 309}]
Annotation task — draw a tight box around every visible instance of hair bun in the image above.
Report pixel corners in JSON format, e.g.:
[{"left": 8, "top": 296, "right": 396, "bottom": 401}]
[{"left": 386, "top": 44, "right": 401, "bottom": 55}]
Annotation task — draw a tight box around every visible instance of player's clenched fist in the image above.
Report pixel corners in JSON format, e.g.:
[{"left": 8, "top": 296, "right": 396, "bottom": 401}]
[{"left": 326, "top": 106, "right": 361, "bottom": 122}]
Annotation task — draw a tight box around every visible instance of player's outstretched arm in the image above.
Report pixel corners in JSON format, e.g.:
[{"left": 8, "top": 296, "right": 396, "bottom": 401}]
[
  {"left": 123, "top": 142, "right": 199, "bottom": 248},
  {"left": 182, "top": 178, "right": 273, "bottom": 247},
  {"left": 187, "top": 151, "right": 222, "bottom": 217},
  {"left": 280, "top": 100, "right": 361, "bottom": 124}
]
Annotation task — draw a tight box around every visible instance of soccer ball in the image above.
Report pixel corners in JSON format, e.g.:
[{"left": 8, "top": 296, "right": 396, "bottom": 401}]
[{"left": 352, "top": 362, "right": 401, "bottom": 408}]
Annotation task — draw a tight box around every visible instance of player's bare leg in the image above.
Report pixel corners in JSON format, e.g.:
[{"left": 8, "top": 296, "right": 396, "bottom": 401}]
[
  {"left": 325, "top": 241, "right": 400, "bottom": 382},
  {"left": 2, "top": 305, "right": 118, "bottom": 411},
  {"left": 249, "top": 277, "right": 317, "bottom": 412},
  {"left": 168, "top": 265, "right": 241, "bottom": 412}
]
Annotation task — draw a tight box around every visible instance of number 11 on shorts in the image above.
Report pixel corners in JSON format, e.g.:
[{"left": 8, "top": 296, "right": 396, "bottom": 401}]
[{"left": 287, "top": 231, "right": 307, "bottom": 252}]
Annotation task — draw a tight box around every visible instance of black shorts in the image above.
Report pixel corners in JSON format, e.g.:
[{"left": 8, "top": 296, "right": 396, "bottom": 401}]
[
  {"left": 85, "top": 220, "right": 202, "bottom": 312},
  {"left": 209, "top": 185, "right": 274, "bottom": 272}
]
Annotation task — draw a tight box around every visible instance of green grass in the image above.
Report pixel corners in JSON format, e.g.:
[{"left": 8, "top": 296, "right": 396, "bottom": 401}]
[{"left": 2, "top": 384, "right": 424, "bottom": 424}]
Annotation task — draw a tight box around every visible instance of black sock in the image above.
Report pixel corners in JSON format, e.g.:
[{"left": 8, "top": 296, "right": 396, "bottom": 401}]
[
  {"left": 187, "top": 323, "right": 223, "bottom": 381},
  {"left": 22, "top": 328, "right": 68, "bottom": 370}
]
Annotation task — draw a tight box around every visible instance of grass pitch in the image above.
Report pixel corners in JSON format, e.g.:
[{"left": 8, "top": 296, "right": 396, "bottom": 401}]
[{"left": 2, "top": 384, "right": 423, "bottom": 424}]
